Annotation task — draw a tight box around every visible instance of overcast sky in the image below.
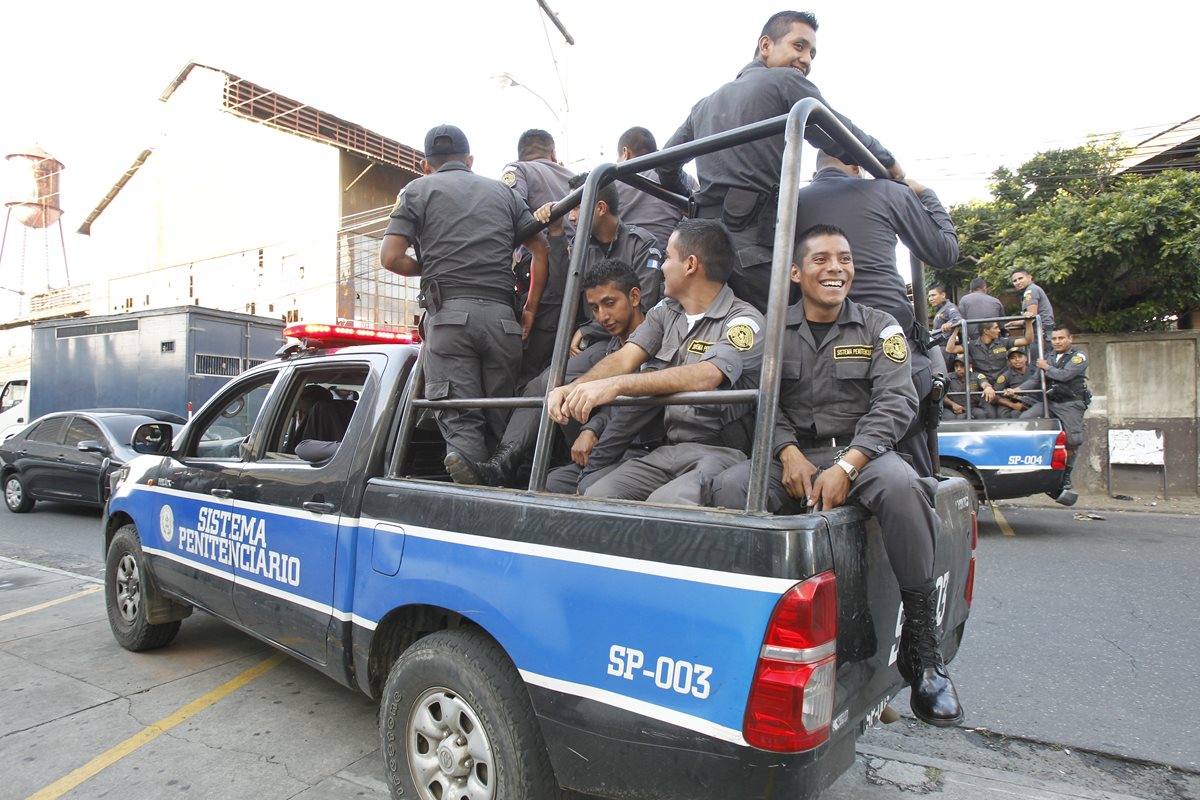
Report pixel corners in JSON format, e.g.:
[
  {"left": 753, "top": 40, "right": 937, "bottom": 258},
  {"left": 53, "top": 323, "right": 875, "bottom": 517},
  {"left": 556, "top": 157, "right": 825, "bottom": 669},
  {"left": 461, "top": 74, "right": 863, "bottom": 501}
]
[{"left": 1, "top": 0, "right": 1197, "bottom": 290}]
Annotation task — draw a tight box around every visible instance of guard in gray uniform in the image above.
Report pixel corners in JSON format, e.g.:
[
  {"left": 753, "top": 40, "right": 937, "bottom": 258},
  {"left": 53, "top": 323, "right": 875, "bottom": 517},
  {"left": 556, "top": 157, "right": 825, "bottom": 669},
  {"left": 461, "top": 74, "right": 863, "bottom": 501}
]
[
  {"left": 501, "top": 130, "right": 576, "bottom": 385},
  {"left": 1017, "top": 326, "right": 1090, "bottom": 494},
  {"left": 380, "top": 124, "right": 548, "bottom": 472},
  {"left": 615, "top": 126, "right": 697, "bottom": 250},
  {"left": 546, "top": 219, "right": 763, "bottom": 505},
  {"left": 708, "top": 223, "right": 963, "bottom": 728},
  {"left": 956, "top": 278, "right": 1005, "bottom": 337},
  {"left": 929, "top": 284, "right": 961, "bottom": 335},
  {"left": 659, "top": 11, "right": 903, "bottom": 312},
  {"left": 500, "top": 129, "right": 575, "bottom": 237},
  {"left": 529, "top": 175, "right": 663, "bottom": 373},
  {"left": 794, "top": 150, "right": 960, "bottom": 475},
  {"left": 1011, "top": 268, "right": 1055, "bottom": 358}
]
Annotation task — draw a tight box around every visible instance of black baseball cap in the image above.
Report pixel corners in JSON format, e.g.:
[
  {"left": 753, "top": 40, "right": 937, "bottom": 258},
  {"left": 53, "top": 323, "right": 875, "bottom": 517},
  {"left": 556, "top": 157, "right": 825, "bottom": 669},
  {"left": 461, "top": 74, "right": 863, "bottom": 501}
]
[
  {"left": 424, "top": 124, "right": 470, "bottom": 156},
  {"left": 1008, "top": 346, "right": 1026, "bottom": 357}
]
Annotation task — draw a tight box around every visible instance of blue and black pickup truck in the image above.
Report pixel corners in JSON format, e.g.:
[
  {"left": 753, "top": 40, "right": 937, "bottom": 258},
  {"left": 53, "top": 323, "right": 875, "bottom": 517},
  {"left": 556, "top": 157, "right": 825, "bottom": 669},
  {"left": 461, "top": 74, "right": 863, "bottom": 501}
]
[
  {"left": 938, "top": 418, "right": 1068, "bottom": 501},
  {"left": 102, "top": 325, "right": 976, "bottom": 800},
  {"left": 100, "top": 101, "right": 976, "bottom": 800}
]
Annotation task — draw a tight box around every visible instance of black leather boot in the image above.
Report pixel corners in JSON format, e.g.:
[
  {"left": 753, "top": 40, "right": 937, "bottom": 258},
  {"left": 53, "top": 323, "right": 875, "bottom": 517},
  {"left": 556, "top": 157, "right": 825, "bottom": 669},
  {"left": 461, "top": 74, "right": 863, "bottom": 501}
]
[
  {"left": 899, "top": 581, "right": 964, "bottom": 727},
  {"left": 476, "top": 442, "right": 521, "bottom": 487}
]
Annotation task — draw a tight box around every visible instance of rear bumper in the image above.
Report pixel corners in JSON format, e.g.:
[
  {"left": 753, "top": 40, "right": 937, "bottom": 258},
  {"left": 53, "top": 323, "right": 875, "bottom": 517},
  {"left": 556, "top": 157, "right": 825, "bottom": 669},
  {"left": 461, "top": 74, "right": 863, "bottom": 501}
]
[{"left": 531, "top": 686, "right": 856, "bottom": 800}]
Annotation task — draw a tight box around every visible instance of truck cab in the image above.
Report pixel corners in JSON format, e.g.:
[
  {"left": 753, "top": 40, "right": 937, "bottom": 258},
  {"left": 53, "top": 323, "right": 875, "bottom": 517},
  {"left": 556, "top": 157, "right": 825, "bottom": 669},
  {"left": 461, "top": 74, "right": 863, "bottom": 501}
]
[{"left": 0, "top": 375, "right": 30, "bottom": 441}]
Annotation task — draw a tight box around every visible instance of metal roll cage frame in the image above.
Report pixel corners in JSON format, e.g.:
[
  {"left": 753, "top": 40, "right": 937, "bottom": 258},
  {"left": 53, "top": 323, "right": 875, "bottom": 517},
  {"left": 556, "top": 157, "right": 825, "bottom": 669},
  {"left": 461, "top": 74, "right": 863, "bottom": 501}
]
[{"left": 391, "top": 98, "right": 929, "bottom": 514}]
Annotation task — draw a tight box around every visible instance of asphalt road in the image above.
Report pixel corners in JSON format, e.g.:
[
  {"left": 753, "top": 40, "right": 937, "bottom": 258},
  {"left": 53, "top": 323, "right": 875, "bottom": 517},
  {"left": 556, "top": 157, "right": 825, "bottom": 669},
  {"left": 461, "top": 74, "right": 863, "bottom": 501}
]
[{"left": 1, "top": 499, "right": 1197, "bottom": 799}]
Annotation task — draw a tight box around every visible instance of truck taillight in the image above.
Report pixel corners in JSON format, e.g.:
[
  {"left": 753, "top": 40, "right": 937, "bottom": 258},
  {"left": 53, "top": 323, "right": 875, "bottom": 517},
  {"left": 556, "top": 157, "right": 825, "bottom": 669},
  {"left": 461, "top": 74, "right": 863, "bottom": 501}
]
[
  {"left": 1051, "top": 431, "right": 1068, "bottom": 470},
  {"left": 744, "top": 572, "right": 837, "bottom": 752}
]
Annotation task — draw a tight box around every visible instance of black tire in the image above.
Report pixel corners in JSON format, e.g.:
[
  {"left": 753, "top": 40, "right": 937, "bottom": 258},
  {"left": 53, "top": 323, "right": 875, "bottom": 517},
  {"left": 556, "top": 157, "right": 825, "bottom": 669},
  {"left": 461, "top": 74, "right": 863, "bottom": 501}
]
[
  {"left": 939, "top": 464, "right": 982, "bottom": 502},
  {"left": 380, "top": 627, "right": 560, "bottom": 800},
  {"left": 105, "top": 524, "right": 181, "bottom": 651},
  {"left": 4, "top": 472, "right": 34, "bottom": 513}
]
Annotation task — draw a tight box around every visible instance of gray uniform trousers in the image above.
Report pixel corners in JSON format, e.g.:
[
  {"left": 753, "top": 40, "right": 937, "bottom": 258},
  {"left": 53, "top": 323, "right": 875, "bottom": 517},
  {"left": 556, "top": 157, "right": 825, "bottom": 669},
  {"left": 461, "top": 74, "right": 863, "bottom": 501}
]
[
  {"left": 583, "top": 443, "right": 747, "bottom": 505},
  {"left": 1021, "top": 400, "right": 1086, "bottom": 447},
  {"left": 709, "top": 448, "right": 938, "bottom": 588},
  {"left": 423, "top": 298, "right": 524, "bottom": 464}
]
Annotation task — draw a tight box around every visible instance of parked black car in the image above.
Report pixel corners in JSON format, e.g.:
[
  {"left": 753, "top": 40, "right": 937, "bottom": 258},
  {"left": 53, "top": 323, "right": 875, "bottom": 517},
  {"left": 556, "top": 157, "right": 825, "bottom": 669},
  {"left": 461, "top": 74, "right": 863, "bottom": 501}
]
[{"left": 1, "top": 409, "right": 185, "bottom": 513}]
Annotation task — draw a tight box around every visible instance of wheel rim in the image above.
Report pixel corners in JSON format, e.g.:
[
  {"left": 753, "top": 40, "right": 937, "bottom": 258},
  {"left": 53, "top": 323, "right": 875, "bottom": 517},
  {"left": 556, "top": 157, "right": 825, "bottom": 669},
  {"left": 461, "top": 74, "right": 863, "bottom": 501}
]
[
  {"left": 5, "top": 478, "right": 22, "bottom": 508},
  {"left": 407, "top": 686, "right": 495, "bottom": 800},
  {"left": 114, "top": 553, "right": 142, "bottom": 623}
]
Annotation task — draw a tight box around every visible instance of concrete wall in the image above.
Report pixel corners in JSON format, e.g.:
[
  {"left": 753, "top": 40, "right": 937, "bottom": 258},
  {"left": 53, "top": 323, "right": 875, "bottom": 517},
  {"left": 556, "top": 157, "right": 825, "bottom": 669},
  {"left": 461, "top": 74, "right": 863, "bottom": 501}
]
[{"left": 1075, "top": 331, "right": 1199, "bottom": 497}]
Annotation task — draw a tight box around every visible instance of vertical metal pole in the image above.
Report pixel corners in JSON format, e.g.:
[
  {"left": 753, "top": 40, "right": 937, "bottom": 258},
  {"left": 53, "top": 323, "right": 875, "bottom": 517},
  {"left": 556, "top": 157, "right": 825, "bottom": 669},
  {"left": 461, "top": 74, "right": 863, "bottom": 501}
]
[
  {"left": 910, "top": 253, "right": 928, "bottom": 339},
  {"left": 528, "top": 165, "right": 616, "bottom": 490},
  {"left": 745, "top": 104, "right": 809, "bottom": 513}
]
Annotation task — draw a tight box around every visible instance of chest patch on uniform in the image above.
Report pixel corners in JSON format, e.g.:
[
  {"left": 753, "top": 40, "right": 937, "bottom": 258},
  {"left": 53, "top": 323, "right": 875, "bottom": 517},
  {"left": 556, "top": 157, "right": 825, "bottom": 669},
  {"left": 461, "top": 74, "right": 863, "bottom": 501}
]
[
  {"left": 833, "top": 345, "right": 872, "bottom": 360},
  {"left": 882, "top": 334, "right": 908, "bottom": 363},
  {"left": 726, "top": 324, "right": 755, "bottom": 351},
  {"left": 500, "top": 170, "right": 517, "bottom": 187},
  {"left": 688, "top": 339, "right": 713, "bottom": 355}
]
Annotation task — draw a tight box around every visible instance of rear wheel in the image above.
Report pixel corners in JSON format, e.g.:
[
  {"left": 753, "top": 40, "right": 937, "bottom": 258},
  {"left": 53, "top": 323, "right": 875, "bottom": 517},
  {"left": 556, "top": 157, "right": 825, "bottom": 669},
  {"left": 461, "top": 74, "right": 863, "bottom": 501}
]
[
  {"left": 380, "top": 627, "right": 560, "bottom": 800},
  {"left": 105, "top": 525, "right": 181, "bottom": 651},
  {"left": 939, "top": 464, "right": 982, "bottom": 502},
  {"left": 4, "top": 473, "right": 34, "bottom": 513}
]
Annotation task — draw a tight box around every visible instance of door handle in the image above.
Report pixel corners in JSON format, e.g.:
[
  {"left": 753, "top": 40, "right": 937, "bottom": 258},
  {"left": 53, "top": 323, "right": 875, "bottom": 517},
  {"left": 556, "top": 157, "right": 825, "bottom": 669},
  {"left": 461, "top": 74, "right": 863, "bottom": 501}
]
[
  {"left": 302, "top": 501, "right": 335, "bottom": 514},
  {"left": 210, "top": 488, "right": 233, "bottom": 499}
]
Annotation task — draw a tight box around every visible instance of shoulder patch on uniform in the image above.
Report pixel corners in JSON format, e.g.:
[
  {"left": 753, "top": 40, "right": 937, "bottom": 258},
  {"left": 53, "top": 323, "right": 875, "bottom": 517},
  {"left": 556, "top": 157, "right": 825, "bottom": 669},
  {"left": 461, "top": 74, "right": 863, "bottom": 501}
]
[
  {"left": 688, "top": 339, "right": 713, "bottom": 355},
  {"left": 1023, "top": 288, "right": 1033, "bottom": 300},
  {"left": 833, "top": 345, "right": 872, "bottom": 360},
  {"left": 726, "top": 324, "right": 755, "bottom": 351},
  {"left": 879, "top": 324, "right": 904, "bottom": 340},
  {"left": 727, "top": 316, "right": 761, "bottom": 334},
  {"left": 882, "top": 334, "right": 908, "bottom": 363},
  {"left": 1071, "top": 354, "right": 1085, "bottom": 364},
  {"left": 389, "top": 192, "right": 403, "bottom": 216},
  {"left": 646, "top": 256, "right": 661, "bottom": 270},
  {"left": 500, "top": 170, "right": 517, "bottom": 187}
]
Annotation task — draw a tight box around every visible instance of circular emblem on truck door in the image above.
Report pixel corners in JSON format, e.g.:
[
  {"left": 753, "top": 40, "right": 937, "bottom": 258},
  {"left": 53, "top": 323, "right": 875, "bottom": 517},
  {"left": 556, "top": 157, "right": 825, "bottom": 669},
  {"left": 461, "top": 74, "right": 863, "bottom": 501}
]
[{"left": 159, "top": 504, "right": 175, "bottom": 543}]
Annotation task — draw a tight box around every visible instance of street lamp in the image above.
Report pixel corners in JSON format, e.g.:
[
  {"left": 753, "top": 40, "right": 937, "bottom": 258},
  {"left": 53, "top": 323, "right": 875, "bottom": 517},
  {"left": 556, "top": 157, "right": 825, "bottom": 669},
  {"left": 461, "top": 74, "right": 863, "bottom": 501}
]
[{"left": 493, "top": 72, "right": 570, "bottom": 159}]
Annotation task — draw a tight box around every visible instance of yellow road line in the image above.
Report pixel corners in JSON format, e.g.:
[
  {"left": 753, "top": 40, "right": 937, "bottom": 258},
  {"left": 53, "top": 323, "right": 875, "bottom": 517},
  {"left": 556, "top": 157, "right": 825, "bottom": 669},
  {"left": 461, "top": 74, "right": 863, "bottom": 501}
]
[
  {"left": 27, "top": 653, "right": 286, "bottom": 800},
  {"left": 0, "top": 586, "right": 103, "bottom": 623},
  {"left": 991, "top": 502, "right": 1017, "bottom": 537}
]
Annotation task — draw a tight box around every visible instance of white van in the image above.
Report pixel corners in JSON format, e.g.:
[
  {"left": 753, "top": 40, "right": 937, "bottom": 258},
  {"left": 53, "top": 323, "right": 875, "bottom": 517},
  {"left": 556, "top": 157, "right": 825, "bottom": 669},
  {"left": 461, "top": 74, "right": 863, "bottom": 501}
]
[{"left": 0, "top": 375, "right": 30, "bottom": 440}]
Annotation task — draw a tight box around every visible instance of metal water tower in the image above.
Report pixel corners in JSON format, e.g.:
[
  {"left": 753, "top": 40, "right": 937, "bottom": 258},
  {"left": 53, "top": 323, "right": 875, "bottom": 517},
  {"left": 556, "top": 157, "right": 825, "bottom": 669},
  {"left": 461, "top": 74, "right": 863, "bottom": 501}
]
[{"left": 1, "top": 145, "right": 71, "bottom": 316}]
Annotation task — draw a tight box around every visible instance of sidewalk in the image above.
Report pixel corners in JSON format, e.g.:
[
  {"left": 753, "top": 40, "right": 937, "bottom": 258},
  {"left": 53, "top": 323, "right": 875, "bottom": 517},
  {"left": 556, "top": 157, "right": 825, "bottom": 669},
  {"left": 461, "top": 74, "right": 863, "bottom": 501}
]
[{"left": 999, "top": 488, "right": 1200, "bottom": 516}]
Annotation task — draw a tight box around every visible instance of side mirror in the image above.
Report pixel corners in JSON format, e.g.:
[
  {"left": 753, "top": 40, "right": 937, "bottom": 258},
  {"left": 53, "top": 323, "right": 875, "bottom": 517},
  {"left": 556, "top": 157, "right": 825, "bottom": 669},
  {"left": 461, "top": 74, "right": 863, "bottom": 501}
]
[
  {"left": 77, "top": 439, "right": 111, "bottom": 455},
  {"left": 132, "top": 423, "right": 174, "bottom": 455}
]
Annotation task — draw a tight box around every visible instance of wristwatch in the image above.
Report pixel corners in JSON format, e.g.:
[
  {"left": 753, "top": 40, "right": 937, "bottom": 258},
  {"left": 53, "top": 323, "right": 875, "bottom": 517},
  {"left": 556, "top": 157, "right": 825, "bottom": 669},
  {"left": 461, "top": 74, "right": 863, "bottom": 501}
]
[{"left": 834, "top": 458, "right": 859, "bottom": 482}]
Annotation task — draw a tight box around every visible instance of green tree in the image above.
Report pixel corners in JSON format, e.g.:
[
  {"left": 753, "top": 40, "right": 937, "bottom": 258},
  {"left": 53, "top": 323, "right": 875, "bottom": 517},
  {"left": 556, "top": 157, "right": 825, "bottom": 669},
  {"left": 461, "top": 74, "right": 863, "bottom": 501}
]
[{"left": 948, "top": 140, "right": 1200, "bottom": 332}]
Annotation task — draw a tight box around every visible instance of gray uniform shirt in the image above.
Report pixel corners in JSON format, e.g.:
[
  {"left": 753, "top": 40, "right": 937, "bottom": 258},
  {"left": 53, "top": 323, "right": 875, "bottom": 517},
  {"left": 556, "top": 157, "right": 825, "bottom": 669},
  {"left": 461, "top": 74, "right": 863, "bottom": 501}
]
[
  {"left": 386, "top": 162, "right": 534, "bottom": 300},
  {"left": 617, "top": 168, "right": 698, "bottom": 250},
  {"left": 664, "top": 60, "right": 896, "bottom": 208},
  {"left": 966, "top": 335, "right": 1020, "bottom": 383},
  {"left": 628, "top": 285, "right": 764, "bottom": 443},
  {"left": 547, "top": 222, "right": 663, "bottom": 311},
  {"left": 500, "top": 158, "right": 576, "bottom": 238},
  {"left": 931, "top": 299, "right": 962, "bottom": 331},
  {"left": 1020, "top": 282, "right": 1055, "bottom": 339},
  {"left": 773, "top": 300, "right": 916, "bottom": 459},
  {"left": 956, "top": 291, "right": 1005, "bottom": 328},
  {"left": 1019, "top": 347, "right": 1088, "bottom": 394},
  {"left": 795, "top": 168, "right": 960, "bottom": 313}
]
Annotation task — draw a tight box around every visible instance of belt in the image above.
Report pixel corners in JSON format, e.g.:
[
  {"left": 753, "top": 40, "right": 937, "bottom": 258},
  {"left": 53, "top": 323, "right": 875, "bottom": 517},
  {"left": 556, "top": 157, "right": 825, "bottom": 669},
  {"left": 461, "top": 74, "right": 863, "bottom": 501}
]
[
  {"left": 795, "top": 434, "right": 855, "bottom": 449},
  {"left": 438, "top": 286, "right": 516, "bottom": 306}
]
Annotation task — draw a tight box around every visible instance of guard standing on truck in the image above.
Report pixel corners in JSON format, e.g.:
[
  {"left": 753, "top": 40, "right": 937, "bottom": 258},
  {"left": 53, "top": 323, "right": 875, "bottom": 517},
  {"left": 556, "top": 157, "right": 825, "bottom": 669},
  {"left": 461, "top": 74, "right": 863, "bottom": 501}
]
[
  {"left": 380, "top": 124, "right": 549, "bottom": 474},
  {"left": 547, "top": 218, "right": 764, "bottom": 505},
  {"left": 501, "top": 130, "right": 576, "bottom": 385},
  {"left": 708, "top": 224, "right": 963, "bottom": 727},
  {"left": 615, "top": 126, "right": 697, "bottom": 250},
  {"left": 1011, "top": 268, "right": 1055, "bottom": 358},
  {"left": 1016, "top": 326, "right": 1090, "bottom": 492},
  {"left": 658, "top": 11, "right": 903, "bottom": 312}
]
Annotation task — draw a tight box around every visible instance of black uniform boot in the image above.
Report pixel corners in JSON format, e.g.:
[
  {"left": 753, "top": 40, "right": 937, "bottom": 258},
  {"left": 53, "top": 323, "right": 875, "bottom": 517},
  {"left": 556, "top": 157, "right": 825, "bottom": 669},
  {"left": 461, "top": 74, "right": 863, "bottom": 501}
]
[
  {"left": 443, "top": 452, "right": 482, "bottom": 485},
  {"left": 899, "top": 581, "right": 964, "bottom": 727},
  {"left": 476, "top": 442, "right": 521, "bottom": 487}
]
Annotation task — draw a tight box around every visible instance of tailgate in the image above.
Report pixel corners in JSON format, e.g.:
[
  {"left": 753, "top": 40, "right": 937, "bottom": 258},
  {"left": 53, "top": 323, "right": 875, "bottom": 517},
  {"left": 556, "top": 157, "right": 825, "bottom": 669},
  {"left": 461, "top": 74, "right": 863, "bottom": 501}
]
[{"left": 822, "top": 477, "right": 975, "bottom": 736}]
